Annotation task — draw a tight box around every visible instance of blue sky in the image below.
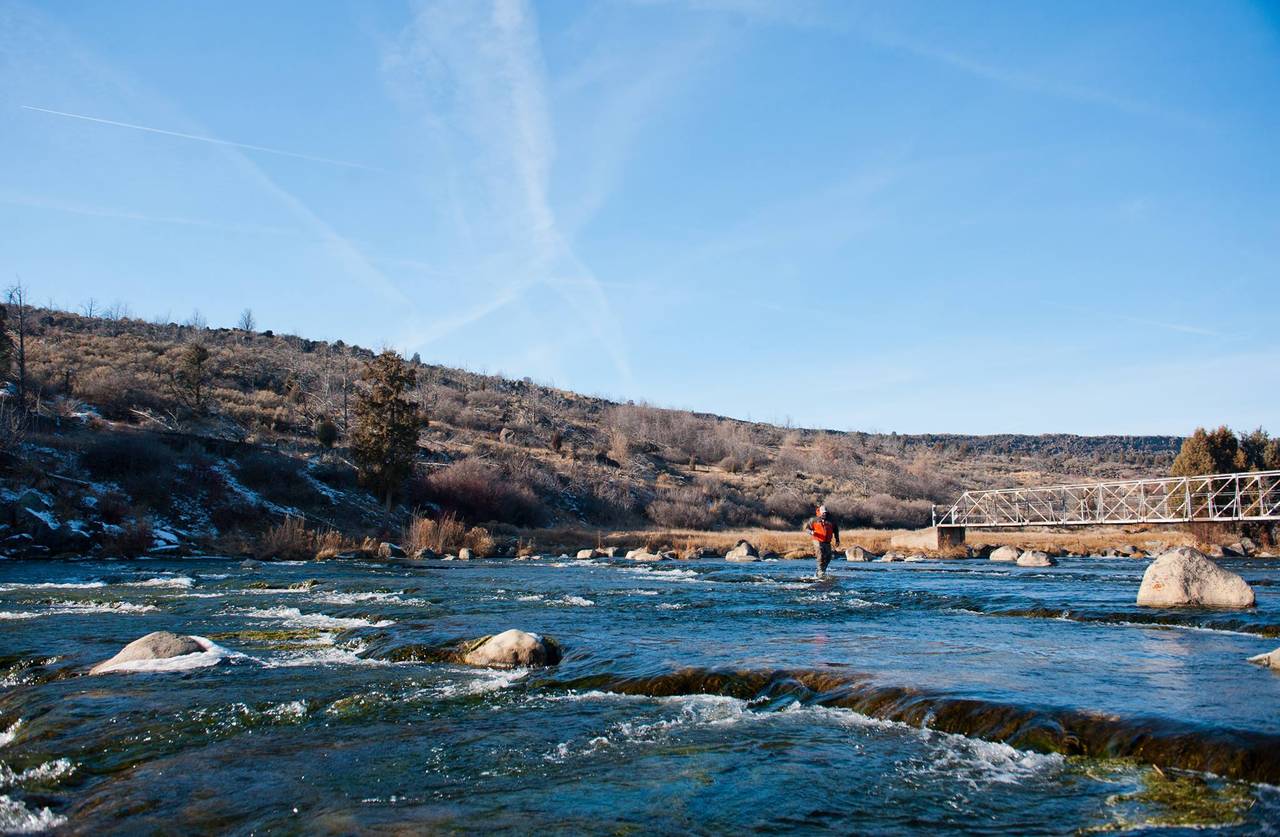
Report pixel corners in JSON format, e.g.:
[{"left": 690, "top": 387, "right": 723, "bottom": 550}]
[{"left": 3, "top": 0, "right": 1277, "bottom": 435}]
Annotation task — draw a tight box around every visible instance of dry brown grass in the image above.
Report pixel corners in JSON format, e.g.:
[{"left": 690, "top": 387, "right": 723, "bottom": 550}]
[
  {"left": 513, "top": 523, "right": 1202, "bottom": 558},
  {"left": 257, "top": 517, "right": 354, "bottom": 560}
]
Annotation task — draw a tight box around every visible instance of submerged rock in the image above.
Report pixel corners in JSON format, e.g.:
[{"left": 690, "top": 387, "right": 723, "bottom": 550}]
[
  {"left": 1017, "top": 550, "right": 1057, "bottom": 568},
  {"left": 845, "top": 546, "right": 874, "bottom": 562},
  {"left": 1136, "top": 547, "right": 1256, "bottom": 609},
  {"left": 461, "top": 629, "right": 562, "bottom": 668},
  {"left": 989, "top": 546, "right": 1021, "bottom": 563},
  {"left": 90, "top": 631, "right": 210, "bottom": 675},
  {"left": 725, "top": 540, "right": 759, "bottom": 562},
  {"left": 1248, "top": 648, "right": 1280, "bottom": 670}
]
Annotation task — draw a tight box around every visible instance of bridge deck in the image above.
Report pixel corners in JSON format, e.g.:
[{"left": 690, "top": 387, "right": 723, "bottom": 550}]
[{"left": 932, "top": 470, "right": 1280, "bottom": 529}]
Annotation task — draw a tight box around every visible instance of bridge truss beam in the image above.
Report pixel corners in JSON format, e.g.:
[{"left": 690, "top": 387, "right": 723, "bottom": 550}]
[{"left": 932, "top": 470, "right": 1280, "bottom": 529}]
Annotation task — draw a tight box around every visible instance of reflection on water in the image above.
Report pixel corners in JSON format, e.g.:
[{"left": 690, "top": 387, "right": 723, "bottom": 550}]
[{"left": 1, "top": 555, "right": 1278, "bottom": 833}]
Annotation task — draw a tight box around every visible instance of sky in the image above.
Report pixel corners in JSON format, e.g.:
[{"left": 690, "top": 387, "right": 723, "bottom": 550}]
[{"left": 2, "top": 0, "right": 1278, "bottom": 435}]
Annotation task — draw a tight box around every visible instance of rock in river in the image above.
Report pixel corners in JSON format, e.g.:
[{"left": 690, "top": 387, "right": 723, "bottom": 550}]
[
  {"left": 989, "top": 546, "right": 1021, "bottom": 563},
  {"left": 625, "top": 549, "right": 664, "bottom": 562},
  {"left": 1136, "top": 547, "right": 1256, "bottom": 609},
  {"left": 461, "top": 629, "right": 562, "bottom": 668},
  {"left": 725, "top": 540, "right": 759, "bottom": 562},
  {"left": 90, "top": 631, "right": 225, "bottom": 675},
  {"left": 1248, "top": 648, "right": 1280, "bottom": 670},
  {"left": 1017, "top": 550, "right": 1057, "bottom": 567},
  {"left": 845, "top": 546, "right": 874, "bottom": 562}
]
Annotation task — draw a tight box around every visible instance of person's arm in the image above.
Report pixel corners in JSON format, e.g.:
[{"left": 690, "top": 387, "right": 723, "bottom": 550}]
[
  {"left": 833, "top": 520, "right": 841, "bottom": 547},
  {"left": 802, "top": 517, "right": 813, "bottom": 534}
]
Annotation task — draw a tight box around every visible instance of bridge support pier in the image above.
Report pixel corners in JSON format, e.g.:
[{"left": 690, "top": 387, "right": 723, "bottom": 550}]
[
  {"left": 936, "top": 526, "right": 966, "bottom": 550},
  {"left": 890, "top": 526, "right": 967, "bottom": 552}
]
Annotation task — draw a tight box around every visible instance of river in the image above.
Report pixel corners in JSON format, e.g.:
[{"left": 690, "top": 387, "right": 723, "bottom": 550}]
[{"left": 2, "top": 554, "right": 1279, "bottom": 833}]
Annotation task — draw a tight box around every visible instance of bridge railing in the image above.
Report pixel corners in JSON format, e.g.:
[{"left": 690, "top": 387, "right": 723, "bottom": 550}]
[{"left": 932, "top": 470, "right": 1280, "bottom": 529}]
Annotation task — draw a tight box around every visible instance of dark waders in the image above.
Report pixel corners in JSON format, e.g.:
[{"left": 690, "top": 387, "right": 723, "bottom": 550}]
[{"left": 814, "top": 540, "right": 833, "bottom": 578}]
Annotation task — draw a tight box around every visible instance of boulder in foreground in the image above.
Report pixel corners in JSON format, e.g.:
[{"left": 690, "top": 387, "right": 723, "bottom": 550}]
[
  {"left": 845, "top": 546, "right": 874, "bottom": 562},
  {"left": 725, "top": 540, "right": 759, "bottom": 562},
  {"left": 989, "top": 546, "right": 1021, "bottom": 563},
  {"left": 1017, "top": 550, "right": 1056, "bottom": 567},
  {"left": 1136, "top": 547, "right": 1256, "bottom": 609},
  {"left": 90, "top": 631, "right": 222, "bottom": 675},
  {"left": 461, "top": 629, "right": 562, "bottom": 668}
]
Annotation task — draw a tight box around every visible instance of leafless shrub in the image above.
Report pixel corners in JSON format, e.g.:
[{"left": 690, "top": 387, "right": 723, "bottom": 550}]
[
  {"left": 404, "top": 511, "right": 467, "bottom": 554},
  {"left": 256, "top": 517, "right": 317, "bottom": 560}
]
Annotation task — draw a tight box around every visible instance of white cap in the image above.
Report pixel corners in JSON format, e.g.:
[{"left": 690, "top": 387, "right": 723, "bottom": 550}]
[{"left": 817, "top": 505, "right": 827, "bottom": 515}]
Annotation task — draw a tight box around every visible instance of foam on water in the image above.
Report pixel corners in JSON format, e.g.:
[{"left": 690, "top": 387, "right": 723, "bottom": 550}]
[
  {"left": 0, "top": 581, "right": 106, "bottom": 591},
  {"left": 314, "top": 591, "right": 429, "bottom": 607},
  {"left": 131, "top": 576, "right": 194, "bottom": 588},
  {"left": 0, "top": 759, "right": 76, "bottom": 789},
  {"left": 0, "top": 721, "right": 20, "bottom": 748},
  {"left": 0, "top": 795, "right": 65, "bottom": 834},
  {"left": 237, "top": 606, "right": 393, "bottom": 629},
  {"left": 0, "top": 600, "right": 157, "bottom": 619}
]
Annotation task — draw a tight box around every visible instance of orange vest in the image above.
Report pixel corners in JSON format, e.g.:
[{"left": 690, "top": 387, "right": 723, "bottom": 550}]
[{"left": 811, "top": 519, "right": 834, "bottom": 542}]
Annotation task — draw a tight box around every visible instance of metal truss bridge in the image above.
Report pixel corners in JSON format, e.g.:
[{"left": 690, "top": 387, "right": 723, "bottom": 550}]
[{"left": 932, "top": 470, "right": 1280, "bottom": 529}]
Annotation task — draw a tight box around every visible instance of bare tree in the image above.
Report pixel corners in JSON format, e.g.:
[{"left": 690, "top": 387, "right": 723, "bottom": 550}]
[
  {"left": 237, "top": 308, "right": 256, "bottom": 332},
  {"left": 80, "top": 298, "right": 99, "bottom": 318},
  {"left": 185, "top": 309, "right": 208, "bottom": 330},
  {"left": 5, "top": 283, "right": 30, "bottom": 409},
  {"left": 105, "top": 300, "right": 132, "bottom": 321}
]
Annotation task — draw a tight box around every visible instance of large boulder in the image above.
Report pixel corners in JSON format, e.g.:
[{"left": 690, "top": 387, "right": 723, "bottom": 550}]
[
  {"left": 458, "top": 547, "right": 474, "bottom": 561},
  {"left": 1136, "top": 547, "right": 1256, "bottom": 609},
  {"left": 725, "top": 540, "right": 759, "bottom": 562},
  {"left": 1248, "top": 648, "right": 1280, "bottom": 670},
  {"left": 624, "top": 549, "right": 663, "bottom": 562},
  {"left": 461, "top": 630, "right": 561, "bottom": 668},
  {"left": 845, "top": 546, "right": 874, "bottom": 562},
  {"left": 90, "top": 631, "right": 210, "bottom": 674},
  {"left": 576, "top": 548, "right": 598, "bottom": 560},
  {"left": 377, "top": 542, "right": 405, "bottom": 559},
  {"left": 1016, "top": 550, "right": 1056, "bottom": 567},
  {"left": 989, "top": 546, "right": 1021, "bottom": 563}
]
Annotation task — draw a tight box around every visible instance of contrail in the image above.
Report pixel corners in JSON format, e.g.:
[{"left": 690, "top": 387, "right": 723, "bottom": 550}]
[{"left": 21, "top": 105, "right": 382, "bottom": 172}]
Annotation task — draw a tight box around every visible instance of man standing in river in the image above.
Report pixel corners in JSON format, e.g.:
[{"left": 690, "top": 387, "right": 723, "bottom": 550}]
[{"left": 804, "top": 504, "right": 841, "bottom": 579}]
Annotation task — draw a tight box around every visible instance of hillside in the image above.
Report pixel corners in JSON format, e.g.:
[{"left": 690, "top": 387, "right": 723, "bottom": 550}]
[{"left": 2, "top": 305, "right": 1182, "bottom": 557}]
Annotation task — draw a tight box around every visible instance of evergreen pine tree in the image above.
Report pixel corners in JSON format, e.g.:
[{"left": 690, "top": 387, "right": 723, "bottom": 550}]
[{"left": 351, "top": 351, "right": 420, "bottom": 508}]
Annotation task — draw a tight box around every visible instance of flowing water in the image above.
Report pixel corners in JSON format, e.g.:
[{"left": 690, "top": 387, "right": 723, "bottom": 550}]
[{"left": 2, "top": 554, "right": 1279, "bottom": 834}]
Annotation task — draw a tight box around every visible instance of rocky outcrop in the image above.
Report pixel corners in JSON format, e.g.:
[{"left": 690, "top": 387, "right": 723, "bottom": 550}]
[
  {"left": 989, "top": 546, "right": 1021, "bottom": 563},
  {"left": 725, "top": 540, "right": 759, "bottom": 562},
  {"left": 1016, "top": 550, "right": 1056, "bottom": 567},
  {"left": 90, "top": 631, "right": 213, "bottom": 674},
  {"left": 845, "top": 546, "right": 874, "bottom": 562},
  {"left": 460, "top": 630, "right": 562, "bottom": 668},
  {"left": 1136, "top": 547, "right": 1256, "bottom": 609}
]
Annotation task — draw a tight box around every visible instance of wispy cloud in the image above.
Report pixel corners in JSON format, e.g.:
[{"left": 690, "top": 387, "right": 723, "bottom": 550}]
[
  {"left": 0, "top": 192, "right": 299, "bottom": 236},
  {"left": 1054, "top": 303, "right": 1222, "bottom": 338},
  {"left": 384, "top": 0, "right": 633, "bottom": 382},
  {"left": 21, "top": 105, "right": 383, "bottom": 171}
]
